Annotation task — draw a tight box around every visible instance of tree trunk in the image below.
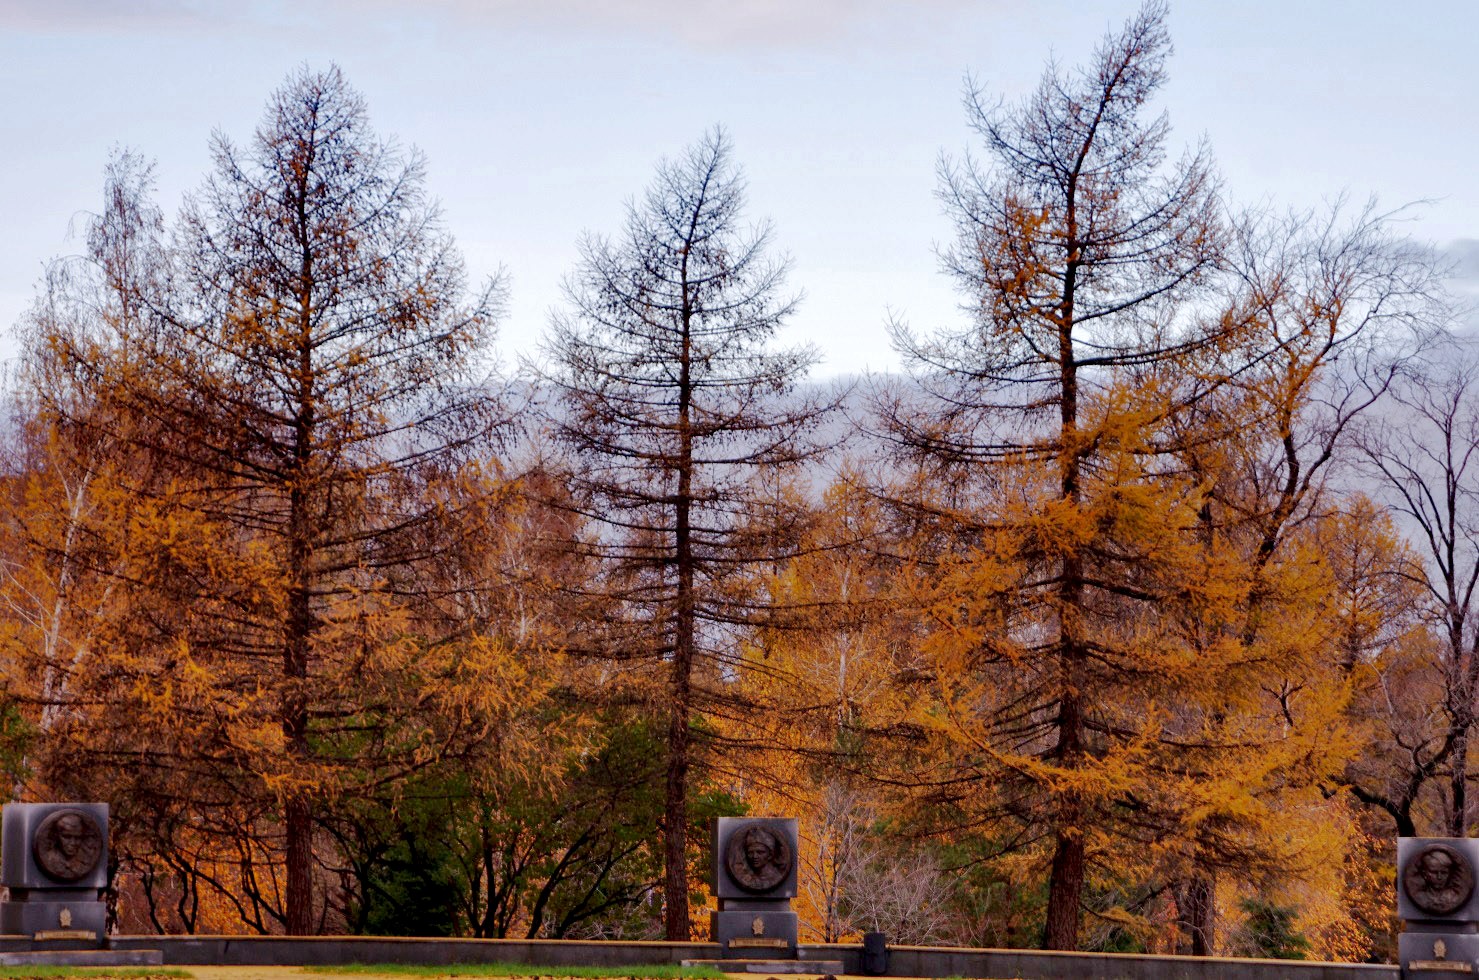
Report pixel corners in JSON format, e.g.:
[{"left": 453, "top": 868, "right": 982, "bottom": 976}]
[
  {"left": 283, "top": 569, "right": 314, "bottom": 934},
  {"left": 664, "top": 291, "right": 697, "bottom": 942},
  {"left": 1044, "top": 826, "right": 1084, "bottom": 950},
  {"left": 1044, "top": 678, "right": 1085, "bottom": 950},
  {"left": 663, "top": 667, "right": 691, "bottom": 940},
  {"left": 1043, "top": 251, "right": 1085, "bottom": 952},
  {"left": 285, "top": 794, "right": 313, "bottom": 934},
  {"left": 664, "top": 526, "right": 693, "bottom": 938},
  {"left": 1175, "top": 876, "right": 1215, "bottom": 956}
]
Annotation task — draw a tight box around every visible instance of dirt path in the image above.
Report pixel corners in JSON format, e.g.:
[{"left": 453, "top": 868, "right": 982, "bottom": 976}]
[
  {"left": 170, "top": 972, "right": 861, "bottom": 980},
  {"left": 171, "top": 973, "right": 862, "bottom": 980}
]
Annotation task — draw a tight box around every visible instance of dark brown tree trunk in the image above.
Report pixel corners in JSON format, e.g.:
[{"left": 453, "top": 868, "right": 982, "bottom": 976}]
[
  {"left": 1043, "top": 242, "right": 1085, "bottom": 953},
  {"left": 283, "top": 236, "right": 317, "bottom": 936},
  {"left": 284, "top": 794, "right": 313, "bottom": 934},
  {"left": 1044, "top": 674, "right": 1084, "bottom": 950},
  {"left": 1175, "top": 876, "right": 1215, "bottom": 955},
  {"left": 1044, "top": 827, "right": 1084, "bottom": 950},
  {"left": 664, "top": 515, "right": 693, "bottom": 939},
  {"left": 663, "top": 651, "right": 691, "bottom": 940},
  {"left": 283, "top": 565, "right": 313, "bottom": 934},
  {"left": 663, "top": 292, "right": 696, "bottom": 942}
]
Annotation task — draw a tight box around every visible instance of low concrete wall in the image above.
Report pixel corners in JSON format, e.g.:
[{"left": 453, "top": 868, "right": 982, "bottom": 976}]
[
  {"left": 824, "top": 943, "right": 1399, "bottom": 979},
  {"left": 99, "top": 935, "right": 1402, "bottom": 979},
  {"left": 110, "top": 935, "right": 719, "bottom": 967}
]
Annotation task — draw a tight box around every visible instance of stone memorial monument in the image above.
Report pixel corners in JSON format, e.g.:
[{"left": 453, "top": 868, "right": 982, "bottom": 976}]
[
  {"left": 0, "top": 803, "right": 109, "bottom": 945},
  {"left": 1398, "top": 836, "right": 1479, "bottom": 975},
  {"left": 711, "top": 817, "right": 799, "bottom": 958}
]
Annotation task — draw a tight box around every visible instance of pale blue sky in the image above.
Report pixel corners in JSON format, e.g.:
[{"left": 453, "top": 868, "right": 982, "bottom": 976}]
[{"left": 3, "top": 0, "right": 1476, "bottom": 377}]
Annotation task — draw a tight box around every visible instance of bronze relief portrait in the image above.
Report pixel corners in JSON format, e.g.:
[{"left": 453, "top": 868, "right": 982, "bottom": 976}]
[
  {"left": 31, "top": 808, "right": 103, "bottom": 883},
  {"left": 725, "top": 823, "right": 793, "bottom": 893},
  {"left": 1403, "top": 843, "right": 1476, "bottom": 917}
]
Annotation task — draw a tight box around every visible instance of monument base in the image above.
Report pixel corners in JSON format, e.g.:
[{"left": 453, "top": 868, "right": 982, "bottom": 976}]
[
  {"left": 1401, "top": 931, "right": 1479, "bottom": 974},
  {"left": 712, "top": 908, "right": 798, "bottom": 957},
  {"left": 0, "top": 899, "right": 105, "bottom": 944}
]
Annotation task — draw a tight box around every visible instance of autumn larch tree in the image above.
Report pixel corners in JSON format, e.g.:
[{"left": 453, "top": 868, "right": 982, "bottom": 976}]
[
  {"left": 23, "top": 67, "right": 503, "bottom": 934},
  {"left": 541, "top": 128, "right": 833, "bottom": 939},
  {"left": 881, "top": 2, "right": 1224, "bottom": 949},
  {"left": 1150, "top": 200, "right": 1437, "bottom": 953}
]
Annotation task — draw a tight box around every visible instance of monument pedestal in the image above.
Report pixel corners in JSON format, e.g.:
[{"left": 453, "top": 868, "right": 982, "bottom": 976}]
[
  {"left": 1400, "top": 931, "right": 1479, "bottom": 974},
  {"left": 0, "top": 803, "right": 110, "bottom": 952},
  {"left": 1398, "top": 838, "right": 1479, "bottom": 976},
  {"left": 711, "top": 817, "right": 803, "bottom": 962},
  {"left": 711, "top": 908, "right": 798, "bottom": 956},
  {"left": 0, "top": 897, "right": 107, "bottom": 941}
]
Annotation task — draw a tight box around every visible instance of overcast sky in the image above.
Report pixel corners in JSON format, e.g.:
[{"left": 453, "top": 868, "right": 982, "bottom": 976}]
[{"left": 4, "top": 0, "right": 1476, "bottom": 377}]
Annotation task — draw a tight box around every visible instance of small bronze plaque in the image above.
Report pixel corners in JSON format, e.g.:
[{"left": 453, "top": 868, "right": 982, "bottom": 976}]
[
  {"left": 1408, "top": 963, "right": 1473, "bottom": 973},
  {"left": 729, "top": 937, "right": 789, "bottom": 949},
  {"left": 33, "top": 929, "right": 98, "bottom": 941}
]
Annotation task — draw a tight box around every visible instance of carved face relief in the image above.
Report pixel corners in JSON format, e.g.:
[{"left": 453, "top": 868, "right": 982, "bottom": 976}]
[
  {"left": 1403, "top": 843, "right": 1476, "bottom": 916},
  {"left": 724, "top": 824, "right": 792, "bottom": 893},
  {"left": 32, "top": 809, "right": 103, "bottom": 883}
]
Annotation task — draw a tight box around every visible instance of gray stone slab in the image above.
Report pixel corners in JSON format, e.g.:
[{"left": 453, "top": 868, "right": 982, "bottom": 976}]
[
  {"left": 684, "top": 959, "right": 844, "bottom": 974},
  {"left": 0, "top": 948, "right": 163, "bottom": 966}
]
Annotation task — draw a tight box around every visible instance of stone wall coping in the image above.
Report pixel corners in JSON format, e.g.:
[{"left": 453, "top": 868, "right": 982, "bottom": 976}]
[
  {"left": 815, "top": 942, "right": 1396, "bottom": 970},
  {"left": 98, "top": 934, "right": 1403, "bottom": 974},
  {"left": 112, "top": 935, "right": 717, "bottom": 946}
]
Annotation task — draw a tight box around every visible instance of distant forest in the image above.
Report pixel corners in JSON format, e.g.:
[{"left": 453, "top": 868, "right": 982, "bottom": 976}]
[{"left": 3, "top": 1, "right": 1474, "bottom": 962}]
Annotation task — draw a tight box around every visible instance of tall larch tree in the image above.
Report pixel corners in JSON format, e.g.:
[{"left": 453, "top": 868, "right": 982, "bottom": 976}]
[
  {"left": 541, "top": 129, "right": 833, "bottom": 939},
  {"left": 1150, "top": 201, "right": 1437, "bottom": 953},
  {"left": 881, "top": 2, "right": 1225, "bottom": 949},
  {"left": 23, "top": 67, "right": 504, "bottom": 934}
]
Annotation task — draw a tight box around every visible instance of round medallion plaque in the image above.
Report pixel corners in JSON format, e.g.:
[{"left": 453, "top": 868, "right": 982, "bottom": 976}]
[
  {"left": 1403, "top": 843, "right": 1476, "bottom": 916},
  {"left": 724, "top": 823, "right": 793, "bottom": 893},
  {"left": 32, "top": 808, "right": 103, "bottom": 883}
]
